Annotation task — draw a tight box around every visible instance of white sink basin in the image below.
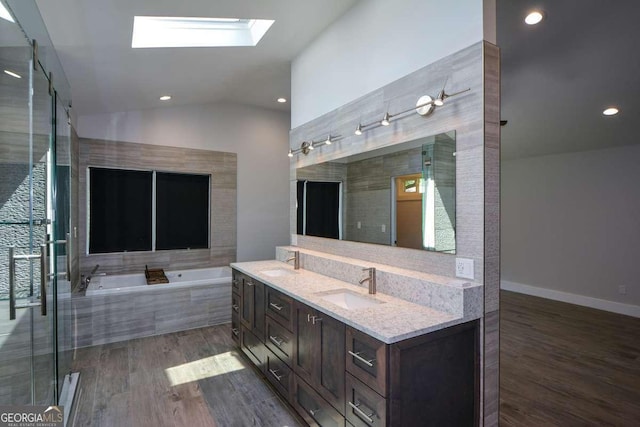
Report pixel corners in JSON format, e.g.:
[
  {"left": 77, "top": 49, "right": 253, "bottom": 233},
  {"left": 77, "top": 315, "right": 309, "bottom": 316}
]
[
  {"left": 260, "top": 268, "right": 298, "bottom": 277},
  {"left": 320, "top": 290, "right": 383, "bottom": 310}
]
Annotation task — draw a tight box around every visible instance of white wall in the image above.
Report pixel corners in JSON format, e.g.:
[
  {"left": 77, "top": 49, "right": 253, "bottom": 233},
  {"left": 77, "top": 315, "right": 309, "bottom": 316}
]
[
  {"left": 78, "top": 103, "right": 291, "bottom": 262},
  {"left": 501, "top": 144, "right": 640, "bottom": 312},
  {"left": 291, "top": 0, "right": 484, "bottom": 128}
]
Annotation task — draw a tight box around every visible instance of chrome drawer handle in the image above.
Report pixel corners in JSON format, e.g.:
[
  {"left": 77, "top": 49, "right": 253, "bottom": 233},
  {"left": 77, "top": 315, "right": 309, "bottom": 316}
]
[
  {"left": 232, "top": 304, "right": 239, "bottom": 312},
  {"left": 269, "top": 369, "right": 283, "bottom": 382},
  {"left": 348, "top": 401, "right": 375, "bottom": 424},
  {"left": 246, "top": 281, "right": 254, "bottom": 287},
  {"left": 231, "top": 328, "right": 239, "bottom": 336},
  {"left": 348, "top": 350, "right": 375, "bottom": 367},
  {"left": 309, "top": 408, "right": 321, "bottom": 417},
  {"left": 269, "top": 335, "right": 284, "bottom": 347},
  {"left": 269, "top": 302, "right": 283, "bottom": 311}
]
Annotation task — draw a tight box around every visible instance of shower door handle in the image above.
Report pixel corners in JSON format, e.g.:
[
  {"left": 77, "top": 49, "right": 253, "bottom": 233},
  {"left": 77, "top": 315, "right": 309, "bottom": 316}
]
[
  {"left": 8, "top": 246, "right": 47, "bottom": 320},
  {"left": 46, "top": 234, "right": 71, "bottom": 281}
]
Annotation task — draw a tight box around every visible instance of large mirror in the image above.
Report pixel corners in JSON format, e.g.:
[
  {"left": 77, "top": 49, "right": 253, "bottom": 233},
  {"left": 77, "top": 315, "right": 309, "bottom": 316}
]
[{"left": 296, "top": 131, "right": 456, "bottom": 253}]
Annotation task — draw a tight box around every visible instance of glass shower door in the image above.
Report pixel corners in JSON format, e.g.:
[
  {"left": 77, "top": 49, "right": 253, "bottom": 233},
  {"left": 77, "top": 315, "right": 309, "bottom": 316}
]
[{"left": 0, "top": 24, "right": 57, "bottom": 405}]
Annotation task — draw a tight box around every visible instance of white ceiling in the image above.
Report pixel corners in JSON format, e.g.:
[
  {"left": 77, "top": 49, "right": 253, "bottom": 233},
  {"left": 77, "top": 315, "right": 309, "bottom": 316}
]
[
  {"left": 34, "top": 0, "right": 358, "bottom": 116},
  {"left": 498, "top": 0, "right": 640, "bottom": 160},
  {"left": 32, "top": 0, "right": 640, "bottom": 160}
]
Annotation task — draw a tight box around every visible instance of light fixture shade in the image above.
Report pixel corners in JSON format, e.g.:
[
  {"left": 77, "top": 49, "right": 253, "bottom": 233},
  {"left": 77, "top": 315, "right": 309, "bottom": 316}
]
[
  {"left": 325, "top": 135, "right": 332, "bottom": 145},
  {"left": 308, "top": 141, "right": 314, "bottom": 150},
  {"left": 434, "top": 90, "right": 445, "bottom": 106},
  {"left": 288, "top": 149, "right": 293, "bottom": 157},
  {"left": 355, "top": 124, "right": 363, "bottom": 135},
  {"left": 525, "top": 11, "right": 544, "bottom": 25},
  {"left": 381, "top": 113, "right": 391, "bottom": 126}
]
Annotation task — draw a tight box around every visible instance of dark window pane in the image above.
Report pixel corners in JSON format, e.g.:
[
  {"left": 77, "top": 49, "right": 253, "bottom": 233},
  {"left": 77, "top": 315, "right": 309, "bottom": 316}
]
[
  {"left": 156, "top": 173, "right": 209, "bottom": 250},
  {"left": 304, "top": 181, "right": 340, "bottom": 239},
  {"left": 89, "top": 168, "right": 152, "bottom": 253}
]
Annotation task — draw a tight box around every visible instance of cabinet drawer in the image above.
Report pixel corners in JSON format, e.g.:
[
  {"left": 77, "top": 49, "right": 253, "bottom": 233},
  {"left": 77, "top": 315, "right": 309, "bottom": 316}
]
[
  {"left": 266, "top": 286, "right": 294, "bottom": 331},
  {"left": 231, "top": 292, "right": 241, "bottom": 316},
  {"left": 345, "top": 373, "right": 386, "bottom": 427},
  {"left": 345, "top": 327, "right": 388, "bottom": 397},
  {"left": 293, "top": 376, "right": 345, "bottom": 427},
  {"left": 232, "top": 270, "right": 242, "bottom": 293},
  {"left": 231, "top": 311, "right": 240, "bottom": 344},
  {"left": 265, "top": 348, "right": 294, "bottom": 401},
  {"left": 241, "top": 327, "right": 264, "bottom": 370},
  {"left": 265, "top": 316, "right": 294, "bottom": 366}
]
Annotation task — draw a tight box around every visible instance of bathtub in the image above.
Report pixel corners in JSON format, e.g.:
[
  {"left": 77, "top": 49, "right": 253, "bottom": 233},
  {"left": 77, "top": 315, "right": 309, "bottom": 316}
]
[
  {"left": 86, "top": 266, "right": 231, "bottom": 296},
  {"left": 76, "top": 266, "right": 232, "bottom": 347}
]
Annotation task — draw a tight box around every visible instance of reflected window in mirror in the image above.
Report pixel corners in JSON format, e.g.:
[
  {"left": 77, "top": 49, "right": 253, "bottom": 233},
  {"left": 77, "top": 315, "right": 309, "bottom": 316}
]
[
  {"left": 296, "top": 131, "right": 456, "bottom": 254},
  {"left": 296, "top": 181, "right": 342, "bottom": 239}
]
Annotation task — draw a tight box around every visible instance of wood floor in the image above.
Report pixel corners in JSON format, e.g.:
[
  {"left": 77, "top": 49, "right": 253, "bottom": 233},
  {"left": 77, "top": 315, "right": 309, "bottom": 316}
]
[
  {"left": 500, "top": 291, "right": 640, "bottom": 426},
  {"left": 69, "top": 325, "right": 303, "bottom": 427},
  {"left": 70, "top": 291, "right": 640, "bottom": 426}
]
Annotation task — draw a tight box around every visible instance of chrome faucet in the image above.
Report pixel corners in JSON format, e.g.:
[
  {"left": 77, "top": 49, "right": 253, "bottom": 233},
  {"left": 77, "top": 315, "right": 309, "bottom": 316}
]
[
  {"left": 83, "top": 264, "right": 103, "bottom": 288},
  {"left": 359, "top": 267, "right": 376, "bottom": 294},
  {"left": 286, "top": 250, "right": 300, "bottom": 270}
]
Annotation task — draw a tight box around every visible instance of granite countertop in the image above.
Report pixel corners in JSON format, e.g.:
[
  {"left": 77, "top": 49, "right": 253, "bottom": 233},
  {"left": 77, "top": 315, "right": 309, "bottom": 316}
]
[{"left": 230, "top": 260, "right": 466, "bottom": 344}]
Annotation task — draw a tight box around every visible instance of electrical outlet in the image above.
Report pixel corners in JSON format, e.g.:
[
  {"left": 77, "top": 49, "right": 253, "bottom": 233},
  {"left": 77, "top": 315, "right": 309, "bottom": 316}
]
[
  {"left": 618, "top": 285, "right": 627, "bottom": 295},
  {"left": 455, "top": 258, "right": 474, "bottom": 280},
  {"left": 381, "top": 224, "right": 386, "bottom": 232},
  {"left": 357, "top": 221, "right": 361, "bottom": 229}
]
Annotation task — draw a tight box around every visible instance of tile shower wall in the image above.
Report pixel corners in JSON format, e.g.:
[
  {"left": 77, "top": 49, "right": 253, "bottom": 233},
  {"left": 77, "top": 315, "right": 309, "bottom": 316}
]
[
  {"left": 0, "top": 162, "right": 46, "bottom": 298},
  {"left": 79, "top": 138, "right": 237, "bottom": 276}
]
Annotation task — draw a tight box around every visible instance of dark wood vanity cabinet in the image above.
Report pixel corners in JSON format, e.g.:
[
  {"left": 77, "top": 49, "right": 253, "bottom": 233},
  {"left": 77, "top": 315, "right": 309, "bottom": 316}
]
[
  {"left": 237, "top": 273, "right": 267, "bottom": 370},
  {"left": 345, "top": 321, "right": 479, "bottom": 427},
  {"left": 230, "top": 269, "right": 479, "bottom": 427},
  {"left": 293, "top": 302, "right": 346, "bottom": 414}
]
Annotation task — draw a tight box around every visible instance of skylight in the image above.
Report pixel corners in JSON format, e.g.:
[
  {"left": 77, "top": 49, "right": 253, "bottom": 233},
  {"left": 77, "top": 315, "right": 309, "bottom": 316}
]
[
  {"left": 0, "top": 1, "right": 16, "bottom": 23},
  {"left": 131, "top": 16, "right": 275, "bottom": 48}
]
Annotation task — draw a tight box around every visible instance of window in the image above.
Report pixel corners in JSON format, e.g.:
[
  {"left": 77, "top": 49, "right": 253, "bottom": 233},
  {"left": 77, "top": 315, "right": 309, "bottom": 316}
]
[
  {"left": 156, "top": 172, "right": 209, "bottom": 250},
  {"left": 88, "top": 167, "right": 209, "bottom": 254}
]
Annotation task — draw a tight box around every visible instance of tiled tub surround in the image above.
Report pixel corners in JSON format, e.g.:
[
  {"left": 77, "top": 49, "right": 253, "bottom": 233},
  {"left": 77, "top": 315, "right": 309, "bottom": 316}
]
[
  {"left": 231, "top": 258, "right": 481, "bottom": 344},
  {"left": 72, "top": 267, "right": 231, "bottom": 347},
  {"left": 275, "top": 246, "right": 482, "bottom": 320}
]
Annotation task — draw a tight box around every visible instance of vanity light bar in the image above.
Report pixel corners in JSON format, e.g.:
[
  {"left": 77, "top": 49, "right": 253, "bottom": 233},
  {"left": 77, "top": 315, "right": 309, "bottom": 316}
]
[
  {"left": 288, "top": 81, "right": 471, "bottom": 158},
  {"left": 289, "top": 134, "right": 342, "bottom": 157}
]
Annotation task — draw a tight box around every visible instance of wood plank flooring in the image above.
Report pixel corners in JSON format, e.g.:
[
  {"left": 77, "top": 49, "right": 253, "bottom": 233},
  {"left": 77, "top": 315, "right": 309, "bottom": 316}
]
[
  {"left": 70, "top": 291, "right": 640, "bottom": 426},
  {"left": 69, "top": 325, "right": 303, "bottom": 427},
  {"left": 500, "top": 291, "right": 640, "bottom": 426}
]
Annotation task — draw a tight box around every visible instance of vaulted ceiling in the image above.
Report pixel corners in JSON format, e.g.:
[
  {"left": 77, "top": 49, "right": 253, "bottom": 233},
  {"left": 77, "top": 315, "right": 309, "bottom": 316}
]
[
  {"left": 34, "top": 0, "right": 358, "bottom": 115},
  {"left": 32, "top": 0, "right": 640, "bottom": 159}
]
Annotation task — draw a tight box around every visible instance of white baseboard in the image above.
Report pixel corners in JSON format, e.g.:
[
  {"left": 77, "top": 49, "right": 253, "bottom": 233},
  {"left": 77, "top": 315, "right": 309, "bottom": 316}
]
[{"left": 501, "top": 280, "right": 640, "bottom": 318}]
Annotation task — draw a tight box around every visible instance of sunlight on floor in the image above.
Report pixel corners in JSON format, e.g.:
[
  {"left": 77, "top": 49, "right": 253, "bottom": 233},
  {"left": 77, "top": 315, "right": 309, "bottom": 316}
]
[{"left": 165, "top": 351, "right": 246, "bottom": 386}]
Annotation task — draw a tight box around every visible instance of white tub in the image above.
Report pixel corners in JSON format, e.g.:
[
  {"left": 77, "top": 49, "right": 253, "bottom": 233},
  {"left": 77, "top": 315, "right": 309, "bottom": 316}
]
[{"left": 86, "top": 266, "right": 231, "bottom": 296}]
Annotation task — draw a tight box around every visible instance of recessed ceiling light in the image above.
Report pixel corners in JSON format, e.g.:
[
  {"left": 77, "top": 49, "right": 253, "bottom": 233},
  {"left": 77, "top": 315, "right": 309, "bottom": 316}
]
[
  {"left": 160, "top": 95, "right": 172, "bottom": 101},
  {"left": 3, "top": 69, "right": 21, "bottom": 79},
  {"left": 0, "top": 2, "right": 15, "bottom": 23},
  {"left": 603, "top": 107, "right": 619, "bottom": 116},
  {"left": 277, "top": 97, "right": 287, "bottom": 103},
  {"left": 525, "top": 11, "right": 544, "bottom": 25},
  {"left": 132, "top": 16, "right": 275, "bottom": 48}
]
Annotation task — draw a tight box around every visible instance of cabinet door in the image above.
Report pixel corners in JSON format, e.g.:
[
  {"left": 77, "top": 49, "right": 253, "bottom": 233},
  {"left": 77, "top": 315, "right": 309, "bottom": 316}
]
[
  {"left": 294, "top": 302, "right": 318, "bottom": 384},
  {"left": 240, "top": 276, "right": 254, "bottom": 329},
  {"left": 317, "top": 313, "right": 345, "bottom": 413},
  {"left": 254, "top": 279, "right": 265, "bottom": 339},
  {"left": 293, "top": 376, "right": 345, "bottom": 427},
  {"left": 240, "top": 276, "right": 265, "bottom": 340}
]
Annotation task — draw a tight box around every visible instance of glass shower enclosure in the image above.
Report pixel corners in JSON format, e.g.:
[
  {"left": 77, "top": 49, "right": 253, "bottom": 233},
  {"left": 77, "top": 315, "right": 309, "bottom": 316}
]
[{"left": 0, "top": 1, "right": 73, "bottom": 408}]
